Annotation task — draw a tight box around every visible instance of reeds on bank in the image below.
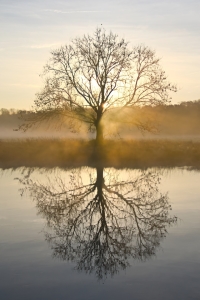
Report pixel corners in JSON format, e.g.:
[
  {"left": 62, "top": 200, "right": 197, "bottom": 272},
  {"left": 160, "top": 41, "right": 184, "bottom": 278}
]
[{"left": 1, "top": 138, "right": 200, "bottom": 169}]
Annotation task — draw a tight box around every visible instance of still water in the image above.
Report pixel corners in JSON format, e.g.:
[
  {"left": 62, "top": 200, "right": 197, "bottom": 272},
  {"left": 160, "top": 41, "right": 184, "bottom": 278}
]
[{"left": 0, "top": 167, "right": 200, "bottom": 300}]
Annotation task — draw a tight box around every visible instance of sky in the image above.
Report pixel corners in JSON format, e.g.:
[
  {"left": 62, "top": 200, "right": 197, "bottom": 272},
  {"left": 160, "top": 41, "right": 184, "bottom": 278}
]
[{"left": 0, "top": 0, "right": 200, "bottom": 109}]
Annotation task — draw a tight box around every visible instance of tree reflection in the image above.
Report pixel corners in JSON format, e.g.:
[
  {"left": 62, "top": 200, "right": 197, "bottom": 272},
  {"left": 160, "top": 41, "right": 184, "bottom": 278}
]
[{"left": 18, "top": 167, "right": 177, "bottom": 279}]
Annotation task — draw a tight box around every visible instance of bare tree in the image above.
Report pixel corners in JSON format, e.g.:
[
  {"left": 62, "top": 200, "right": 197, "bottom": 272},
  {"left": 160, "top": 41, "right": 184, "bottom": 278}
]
[{"left": 21, "top": 28, "right": 177, "bottom": 144}]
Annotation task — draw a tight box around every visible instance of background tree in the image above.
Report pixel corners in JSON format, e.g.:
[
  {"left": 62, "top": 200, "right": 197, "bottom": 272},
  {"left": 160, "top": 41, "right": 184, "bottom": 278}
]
[{"left": 21, "top": 28, "right": 177, "bottom": 144}]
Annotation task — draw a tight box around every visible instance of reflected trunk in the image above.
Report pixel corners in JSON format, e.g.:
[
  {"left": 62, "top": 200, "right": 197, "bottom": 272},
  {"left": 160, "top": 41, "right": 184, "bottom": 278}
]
[{"left": 96, "top": 167, "right": 104, "bottom": 193}]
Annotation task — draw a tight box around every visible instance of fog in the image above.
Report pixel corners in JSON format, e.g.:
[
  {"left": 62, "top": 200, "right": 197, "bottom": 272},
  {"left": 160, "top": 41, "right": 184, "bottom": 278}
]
[
  {"left": 0, "top": 110, "right": 93, "bottom": 139},
  {"left": 1, "top": 100, "right": 200, "bottom": 141}
]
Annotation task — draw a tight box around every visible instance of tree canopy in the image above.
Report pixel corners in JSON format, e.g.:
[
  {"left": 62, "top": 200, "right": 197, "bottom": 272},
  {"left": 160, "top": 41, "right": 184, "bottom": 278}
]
[{"left": 22, "top": 28, "right": 177, "bottom": 143}]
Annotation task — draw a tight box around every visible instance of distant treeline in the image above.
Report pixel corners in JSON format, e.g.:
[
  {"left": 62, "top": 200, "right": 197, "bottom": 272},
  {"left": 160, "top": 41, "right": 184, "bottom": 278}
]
[
  {"left": 1, "top": 99, "right": 200, "bottom": 137},
  {"left": 138, "top": 99, "right": 200, "bottom": 135}
]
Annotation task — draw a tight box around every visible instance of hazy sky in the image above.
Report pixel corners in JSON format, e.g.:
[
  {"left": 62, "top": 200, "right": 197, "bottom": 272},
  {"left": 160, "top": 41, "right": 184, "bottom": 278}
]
[{"left": 0, "top": 0, "right": 200, "bottom": 109}]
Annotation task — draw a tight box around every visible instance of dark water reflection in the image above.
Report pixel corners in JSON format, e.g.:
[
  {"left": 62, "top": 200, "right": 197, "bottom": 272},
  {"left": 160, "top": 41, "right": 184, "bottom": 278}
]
[{"left": 17, "top": 166, "right": 177, "bottom": 280}]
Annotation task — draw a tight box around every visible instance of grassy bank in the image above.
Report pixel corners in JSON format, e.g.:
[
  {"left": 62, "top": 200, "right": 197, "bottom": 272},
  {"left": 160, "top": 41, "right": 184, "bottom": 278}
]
[{"left": 0, "top": 138, "right": 200, "bottom": 169}]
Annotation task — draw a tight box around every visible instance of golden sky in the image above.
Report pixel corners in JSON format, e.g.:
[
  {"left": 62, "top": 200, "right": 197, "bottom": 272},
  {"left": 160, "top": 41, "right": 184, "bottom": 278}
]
[{"left": 0, "top": 0, "right": 200, "bottom": 109}]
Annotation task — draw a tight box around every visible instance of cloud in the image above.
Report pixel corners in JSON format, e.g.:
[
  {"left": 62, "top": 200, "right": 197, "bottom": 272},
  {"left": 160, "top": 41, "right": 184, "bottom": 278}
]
[
  {"left": 7, "top": 83, "right": 40, "bottom": 88},
  {"left": 0, "top": 44, "right": 60, "bottom": 52},
  {"left": 23, "top": 218, "right": 44, "bottom": 223},
  {"left": 43, "top": 9, "right": 105, "bottom": 14},
  {"left": 29, "top": 43, "right": 59, "bottom": 49}
]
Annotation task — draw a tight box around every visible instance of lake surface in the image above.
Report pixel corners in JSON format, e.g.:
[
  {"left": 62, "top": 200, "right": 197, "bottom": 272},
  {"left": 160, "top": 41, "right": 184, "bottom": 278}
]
[{"left": 0, "top": 166, "right": 200, "bottom": 300}]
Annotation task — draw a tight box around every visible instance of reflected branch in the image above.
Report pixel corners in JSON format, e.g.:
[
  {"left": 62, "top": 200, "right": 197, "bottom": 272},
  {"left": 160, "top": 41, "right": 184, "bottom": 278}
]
[{"left": 17, "top": 167, "right": 177, "bottom": 279}]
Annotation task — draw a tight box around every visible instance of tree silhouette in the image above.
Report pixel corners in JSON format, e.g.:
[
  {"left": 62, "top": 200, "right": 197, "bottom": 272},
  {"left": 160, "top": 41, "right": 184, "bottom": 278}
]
[
  {"left": 19, "top": 28, "right": 176, "bottom": 144},
  {"left": 17, "top": 167, "right": 177, "bottom": 279}
]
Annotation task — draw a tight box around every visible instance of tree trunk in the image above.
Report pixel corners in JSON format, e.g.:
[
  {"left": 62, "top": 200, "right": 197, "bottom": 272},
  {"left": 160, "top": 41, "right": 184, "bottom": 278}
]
[
  {"left": 93, "top": 107, "right": 104, "bottom": 161},
  {"left": 95, "top": 107, "right": 104, "bottom": 146},
  {"left": 96, "top": 121, "right": 104, "bottom": 145}
]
